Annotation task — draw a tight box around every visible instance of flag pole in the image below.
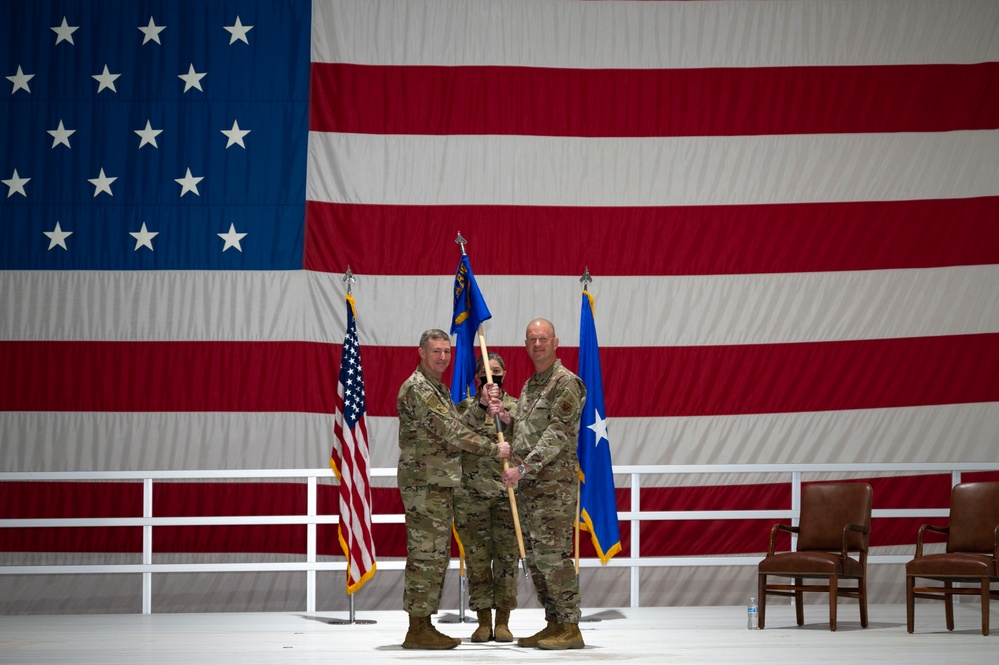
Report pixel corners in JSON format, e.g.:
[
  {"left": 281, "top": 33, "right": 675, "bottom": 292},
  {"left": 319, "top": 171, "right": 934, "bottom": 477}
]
[
  {"left": 452, "top": 543, "right": 474, "bottom": 622},
  {"left": 477, "top": 330, "right": 529, "bottom": 576},
  {"left": 438, "top": 527, "right": 475, "bottom": 624},
  {"left": 576, "top": 268, "right": 604, "bottom": 623},
  {"left": 327, "top": 267, "right": 377, "bottom": 626},
  {"left": 574, "top": 268, "right": 591, "bottom": 576},
  {"left": 574, "top": 478, "right": 582, "bottom": 575}
]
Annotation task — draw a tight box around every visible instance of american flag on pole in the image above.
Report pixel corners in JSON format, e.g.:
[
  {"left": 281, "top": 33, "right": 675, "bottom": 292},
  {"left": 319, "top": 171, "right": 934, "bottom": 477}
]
[{"left": 330, "top": 293, "right": 376, "bottom": 594}]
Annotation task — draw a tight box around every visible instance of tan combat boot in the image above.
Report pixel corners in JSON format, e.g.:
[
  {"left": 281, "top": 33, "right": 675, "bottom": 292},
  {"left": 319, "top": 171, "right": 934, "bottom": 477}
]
[
  {"left": 537, "top": 622, "right": 584, "bottom": 650},
  {"left": 516, "top": 620, "right": 557, "bottom": 648},
  {"left": 428, "top": 617, "right": 463, "bottom": 646},
  {"left": 470, "top": 609, "right": 493, "bottom": 642},
  {"left": 493, "top": 609, "right": 513, "bottom": 642},
  {"left": 402, "top": 614, "right": 460, "bottom": 650}
]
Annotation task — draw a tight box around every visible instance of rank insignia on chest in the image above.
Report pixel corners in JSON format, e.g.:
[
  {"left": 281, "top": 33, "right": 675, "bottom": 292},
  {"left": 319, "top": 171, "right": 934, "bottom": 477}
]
[{"left": 428, "top": 395, "right": 450, "bottom": 415}]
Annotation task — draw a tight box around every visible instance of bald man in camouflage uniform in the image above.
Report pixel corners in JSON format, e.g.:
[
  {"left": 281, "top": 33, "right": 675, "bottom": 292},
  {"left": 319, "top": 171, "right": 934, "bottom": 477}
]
[
  {"left": 398, "top": 329, "right": 510, "bottom": 650},
  {"left": 498, "top": 318, "right": 587, "bottom": 650},
  {"left": 454, "top": 352, "right": 520, "bottom": 643}
]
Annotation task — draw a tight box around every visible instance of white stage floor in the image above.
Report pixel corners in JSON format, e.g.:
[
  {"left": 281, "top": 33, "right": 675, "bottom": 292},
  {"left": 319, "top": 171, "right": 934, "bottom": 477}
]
[{"left": 0, "top": 604, "right": 994, "bottom": 664}]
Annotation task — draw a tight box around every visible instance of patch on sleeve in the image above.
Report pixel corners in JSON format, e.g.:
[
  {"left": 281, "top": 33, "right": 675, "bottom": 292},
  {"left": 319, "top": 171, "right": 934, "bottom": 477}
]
[{"left": 557, "top": 390, "right": 580, "bottom": 416}]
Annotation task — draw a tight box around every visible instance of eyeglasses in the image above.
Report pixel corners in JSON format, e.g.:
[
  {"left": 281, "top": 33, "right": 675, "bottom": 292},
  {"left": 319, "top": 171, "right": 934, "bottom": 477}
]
[{"left": 526, "top": 337, "right": 550, "bottom": 344}]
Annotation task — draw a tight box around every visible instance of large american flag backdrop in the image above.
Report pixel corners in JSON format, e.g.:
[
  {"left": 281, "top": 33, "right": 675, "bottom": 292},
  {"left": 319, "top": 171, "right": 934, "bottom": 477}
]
[{"left": 2, "top": 0, "right": 999, "bottom": 612}]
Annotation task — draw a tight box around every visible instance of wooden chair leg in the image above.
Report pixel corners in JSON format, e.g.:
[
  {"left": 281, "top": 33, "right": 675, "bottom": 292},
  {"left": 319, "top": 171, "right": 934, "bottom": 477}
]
[
  {"left": 906, "top": 575, "right": 915, "bottom": 634},
  {"left": 794, "top": 578, "right": 804, "bottom": 626},
  {"left": 944, "top": 581, "right": 954, "bottom": 631},
  {"left": 982, "top": 578, "right": 990, "bottom": 637},
  {"left": 829, "top": 575, "right": 839, "bottom": 631},
  {"left": 758, "top": 574, "right": 767, "bottom": 630},
  {"left": 859, "top": 574, "right": 868, "bottom": 628}
]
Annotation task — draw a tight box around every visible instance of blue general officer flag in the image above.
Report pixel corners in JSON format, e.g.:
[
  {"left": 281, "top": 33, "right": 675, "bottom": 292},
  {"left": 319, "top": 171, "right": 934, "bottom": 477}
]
[
  {"left": 449, "top": 254, "right": 491, "bottom": 402},
  {"left": 577, "top": 290, "right": 622, "bottom": 564}
]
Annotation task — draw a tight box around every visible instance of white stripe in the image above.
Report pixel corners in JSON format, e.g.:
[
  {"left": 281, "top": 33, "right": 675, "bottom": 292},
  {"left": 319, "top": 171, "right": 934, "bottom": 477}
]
[
  {"left": 0, "top": 271, "right": 340, "bottom": 344},
  {"left": 307, "top": 131, "right": 999, "bottom": 207},
  {"left": 0, "top": 270, "right": 316, "bottom": 342},
  {"left": 6, "top": 403, "right": 997, "bottom": 474},
  {"left": 0, "top": 411, "right": 337, "bottom": 473},
  {"left": 7, "top": 267, "right": 997, "bottom": 348},
  {"left": 464, "top": 266, "right": 999, "bottom": 348},
  {"left": 312, "top": 0, "right": 999, "bottom": 67}
]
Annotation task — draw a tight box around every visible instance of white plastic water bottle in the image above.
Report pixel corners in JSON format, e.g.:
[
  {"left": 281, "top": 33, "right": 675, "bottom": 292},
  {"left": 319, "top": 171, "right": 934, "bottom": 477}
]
[{"left": 747, "top": 596, "right": 759, "bottom": 630}]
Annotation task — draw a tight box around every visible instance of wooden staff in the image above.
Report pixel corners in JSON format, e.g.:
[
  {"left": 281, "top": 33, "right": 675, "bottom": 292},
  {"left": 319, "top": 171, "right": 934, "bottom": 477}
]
[{"left": 477, "top": 331, "right": 528, "bottom": 569}]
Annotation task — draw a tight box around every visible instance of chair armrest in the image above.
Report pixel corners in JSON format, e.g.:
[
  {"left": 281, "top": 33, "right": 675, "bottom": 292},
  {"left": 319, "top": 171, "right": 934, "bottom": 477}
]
[
  {"left": 840, "top": 523, "right": 871, "bottom": 556},
  {"left": 993, "top": 524, "right": 999, "bottom": 562},
  {"left": 767, "top": 523, "right": 799, "bottom": 556},
  {"left": 915, "top": 524, "right": 949, "bottom": 558}
]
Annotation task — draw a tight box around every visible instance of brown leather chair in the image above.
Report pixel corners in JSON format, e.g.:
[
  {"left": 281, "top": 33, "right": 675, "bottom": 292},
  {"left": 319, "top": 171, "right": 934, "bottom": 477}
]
[
  {"left": 905, "top": 481, "right": 999, "bottom": 636},
  {"left": 758, "top": 482, "right": 872, "bottom": 631}
]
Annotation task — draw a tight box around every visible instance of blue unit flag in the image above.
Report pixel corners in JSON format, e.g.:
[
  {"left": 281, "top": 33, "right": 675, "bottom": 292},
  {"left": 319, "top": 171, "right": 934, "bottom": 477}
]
[{"left": 449, "top": 254, "right": 491, "bottom": 402}]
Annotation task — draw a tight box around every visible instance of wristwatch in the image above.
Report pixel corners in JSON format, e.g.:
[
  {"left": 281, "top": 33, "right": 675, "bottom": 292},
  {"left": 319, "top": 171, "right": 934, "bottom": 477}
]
[{"left": 517, "top": 464, "right": 527, "bottom": 476}]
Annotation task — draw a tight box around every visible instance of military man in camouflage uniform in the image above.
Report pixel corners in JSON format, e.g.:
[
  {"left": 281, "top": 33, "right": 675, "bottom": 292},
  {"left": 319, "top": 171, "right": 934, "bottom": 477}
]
[
  {"left": 397, "top": 329, "right": 510, "bottom": 650},
  {"left": 498, "top": 318, "right": 587, "bottom": 650},
  {"left": 454, "top": 352, "right": 520, "bottom": 643}
]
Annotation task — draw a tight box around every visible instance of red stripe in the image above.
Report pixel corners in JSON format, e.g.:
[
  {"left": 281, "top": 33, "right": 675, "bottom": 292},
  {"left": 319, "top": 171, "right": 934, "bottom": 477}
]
[
  {"left": 0, "top": 341, "right": 337, "bottom": 413},
  {"left": 304, "top": 197, "right": 999, "bottom": 276},
  {"left": 311, "top": 63, "right": 999, "bottom": 136},
  {"left": 4, "top": 334, "right": 998, "bottom": 417},
  {"left": 7, "top": 474, "right": 997, "bottom": 556},
  {"left": 633, "top": 333, "right": 999, "bottom": 417},
  {"left": 359, "top": 334, "right": 999, "bottom": 418}
]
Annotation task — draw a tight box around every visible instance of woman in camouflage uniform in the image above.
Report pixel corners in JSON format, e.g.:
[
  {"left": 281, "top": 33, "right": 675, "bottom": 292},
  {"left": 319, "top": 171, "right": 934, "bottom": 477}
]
[{"left": 454, "top": 352, "right": 520, "bottom": 643}]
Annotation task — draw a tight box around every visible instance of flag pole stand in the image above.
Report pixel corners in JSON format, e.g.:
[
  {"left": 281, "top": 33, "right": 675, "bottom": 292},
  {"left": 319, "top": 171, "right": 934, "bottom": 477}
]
[
  {"left": 437, "top": 577, "right": 476, "bottom": 623},
  {"left": 327, "top": 593, "right": 377, "bottom": 625},
  {"left": 436, "top": 567, "right": 476, "bottom": 624}
]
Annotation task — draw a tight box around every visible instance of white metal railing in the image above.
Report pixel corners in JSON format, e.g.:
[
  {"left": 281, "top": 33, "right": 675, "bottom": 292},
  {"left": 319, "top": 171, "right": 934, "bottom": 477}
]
[{"left": 1, "top": 462, "right": 996, "bottom": 613}]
